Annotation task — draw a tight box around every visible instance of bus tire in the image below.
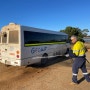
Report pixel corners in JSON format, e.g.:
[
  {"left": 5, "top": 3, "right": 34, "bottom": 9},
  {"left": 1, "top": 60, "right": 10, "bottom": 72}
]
[
  {"left": 41, "top": 54, "right": 48, "bottom": 66},
  {"left": 65, "top": 48, "right": 69, "bottom": 54}
]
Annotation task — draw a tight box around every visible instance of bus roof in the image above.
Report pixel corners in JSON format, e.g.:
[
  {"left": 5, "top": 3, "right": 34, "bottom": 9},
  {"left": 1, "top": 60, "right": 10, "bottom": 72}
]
[
  {"left": 1, "top": 23, "right": 68, "bottom": 36},
  {"left": 21, "top": 25, "right": 68, "bottom": 36}
]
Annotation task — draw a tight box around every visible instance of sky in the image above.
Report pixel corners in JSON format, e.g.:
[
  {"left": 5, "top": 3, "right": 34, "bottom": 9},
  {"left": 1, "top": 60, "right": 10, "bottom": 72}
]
[{"left": 0, "top": 0, "right": 90, "bottom": 35}]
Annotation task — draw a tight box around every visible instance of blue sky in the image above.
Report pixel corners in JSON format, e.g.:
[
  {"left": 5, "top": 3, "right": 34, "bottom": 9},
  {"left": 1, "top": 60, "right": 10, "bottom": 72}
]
[{"left": 0, "top": 0, "right": 90, "bottom": 35}]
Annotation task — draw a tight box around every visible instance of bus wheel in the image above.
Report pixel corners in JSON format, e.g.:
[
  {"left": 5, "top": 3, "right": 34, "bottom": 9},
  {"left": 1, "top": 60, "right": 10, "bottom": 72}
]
[{"left": 41, "top": 54, "right": 48, "bottom": 66}]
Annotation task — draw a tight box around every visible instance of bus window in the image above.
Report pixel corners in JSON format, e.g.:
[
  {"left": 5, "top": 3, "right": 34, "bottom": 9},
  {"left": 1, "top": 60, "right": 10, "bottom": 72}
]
[
  {"left": 24, "top": 31, "right": 68, "bottom": 46},
  {"left": 9, "top": 31, "right": 19, "bottom": 44},
  {"left": 2, "top": 32, "right": 7, "bottom": 43}
]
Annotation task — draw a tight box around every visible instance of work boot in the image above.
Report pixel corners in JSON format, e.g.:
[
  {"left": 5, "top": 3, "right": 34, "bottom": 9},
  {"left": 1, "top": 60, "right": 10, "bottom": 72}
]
[{"left": 84, "top": 74, "right": 90, "bottom": 82}]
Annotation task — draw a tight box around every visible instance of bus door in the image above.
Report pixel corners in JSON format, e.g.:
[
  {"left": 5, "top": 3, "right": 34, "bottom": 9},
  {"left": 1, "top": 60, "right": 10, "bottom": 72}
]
[
  {"left": 8, "top": 30, "right": 20, "bottom": 64},
  {"left": 1, "top": 32, "right": 9, "bottom": 64}
]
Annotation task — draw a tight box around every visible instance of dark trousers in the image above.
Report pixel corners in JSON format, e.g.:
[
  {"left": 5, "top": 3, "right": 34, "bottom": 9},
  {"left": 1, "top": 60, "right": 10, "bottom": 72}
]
[{"left": 72, "top": 57, "right": 90, "bottom": 83}]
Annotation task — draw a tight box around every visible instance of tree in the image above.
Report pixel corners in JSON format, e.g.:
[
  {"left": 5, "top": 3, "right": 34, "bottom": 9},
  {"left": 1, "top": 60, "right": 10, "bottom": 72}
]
[
  {"left": 82, "top": 29, "right": 89, "bottom": 37},
  {"left": 60, "top": 26, "right": 85, "bottom": 41}
]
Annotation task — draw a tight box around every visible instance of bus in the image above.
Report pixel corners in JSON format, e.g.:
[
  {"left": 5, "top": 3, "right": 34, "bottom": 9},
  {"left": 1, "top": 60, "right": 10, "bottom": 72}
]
[{"left": 0, "top": 23, "right": 70, "bottom": 66}]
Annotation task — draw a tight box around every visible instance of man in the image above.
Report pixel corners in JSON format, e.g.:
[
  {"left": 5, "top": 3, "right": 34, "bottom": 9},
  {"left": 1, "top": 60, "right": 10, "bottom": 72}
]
[{"left": 70, "top": 35, "right": 90, "bottom": 85}]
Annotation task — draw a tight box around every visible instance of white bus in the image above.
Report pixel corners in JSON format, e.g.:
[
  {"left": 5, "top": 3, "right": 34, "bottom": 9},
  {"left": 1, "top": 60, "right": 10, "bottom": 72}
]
[{"left": 0, "top": 23, "right": 70, "bottom": 66}]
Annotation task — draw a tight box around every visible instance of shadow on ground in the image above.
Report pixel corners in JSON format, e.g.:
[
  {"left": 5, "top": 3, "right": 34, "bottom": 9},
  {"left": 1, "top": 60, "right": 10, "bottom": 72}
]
[
  {"left": 78, "top": 73, "right": 90, "bottom": 84},
  {"left": 29, "top": 56, "right": 72, "bottom": 68}
]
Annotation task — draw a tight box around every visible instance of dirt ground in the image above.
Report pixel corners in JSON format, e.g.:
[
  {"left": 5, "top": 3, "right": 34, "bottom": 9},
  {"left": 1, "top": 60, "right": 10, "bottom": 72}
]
[{"left": 0, "top": 50, "right": 90, "bottom": 90}]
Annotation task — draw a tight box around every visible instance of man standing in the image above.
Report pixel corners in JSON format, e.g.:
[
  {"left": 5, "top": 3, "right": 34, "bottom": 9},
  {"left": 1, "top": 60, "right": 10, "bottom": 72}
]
[{"left": 70, "top": 35, "right": 90, "bottom": 84}]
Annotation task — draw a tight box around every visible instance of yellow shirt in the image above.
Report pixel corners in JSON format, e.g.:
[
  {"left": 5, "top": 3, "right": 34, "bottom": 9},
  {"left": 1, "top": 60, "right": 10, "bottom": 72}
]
[{"left": 72, "top": 41, "right": 86, "bottom": 56}]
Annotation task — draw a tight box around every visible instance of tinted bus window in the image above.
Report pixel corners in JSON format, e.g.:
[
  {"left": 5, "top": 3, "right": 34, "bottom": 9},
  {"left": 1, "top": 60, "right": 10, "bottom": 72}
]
[{"left": 24, "top": 31, "right": 68, "bottom": 45}]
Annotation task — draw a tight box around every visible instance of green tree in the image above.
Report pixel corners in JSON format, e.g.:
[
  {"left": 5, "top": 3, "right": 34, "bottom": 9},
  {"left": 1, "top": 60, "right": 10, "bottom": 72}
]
[
  {"left": 82, "top": 29, "right": 89, "bottom": 37},
  {"left": 60, "top": 26, "right": 84, "bottom": 41}
]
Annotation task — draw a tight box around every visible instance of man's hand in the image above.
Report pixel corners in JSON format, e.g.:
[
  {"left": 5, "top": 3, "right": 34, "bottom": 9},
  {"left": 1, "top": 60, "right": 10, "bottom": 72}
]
[{"left": 65, "top": 54, "right": 69, "bottom": 57}]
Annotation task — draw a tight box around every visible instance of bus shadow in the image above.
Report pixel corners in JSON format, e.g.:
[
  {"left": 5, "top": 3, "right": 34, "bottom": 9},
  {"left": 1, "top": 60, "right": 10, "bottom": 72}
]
[
  {"left": 30, "top": 56, "right": 71, "bottom": 68},
  {"left": 47, "top": 56, "right": 71, "bottom": 67}
]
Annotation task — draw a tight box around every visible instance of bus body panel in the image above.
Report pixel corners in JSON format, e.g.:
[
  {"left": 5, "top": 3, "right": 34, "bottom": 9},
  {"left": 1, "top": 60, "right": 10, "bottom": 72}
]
[
  {"left": 1, "top": 44, "right": 21, "bottom": 66},
  {"left": 21, "top": 44, "right": 68, "bottom": 65}
]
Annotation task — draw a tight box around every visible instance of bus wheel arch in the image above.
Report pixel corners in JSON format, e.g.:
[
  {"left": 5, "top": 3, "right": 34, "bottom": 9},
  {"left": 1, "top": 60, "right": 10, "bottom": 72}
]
[
  {"left": 41, "top": 53, "right": 48, "bottom": 66},
  {"left": 65, "top": 48, "right": 69, "bottom": 54}
]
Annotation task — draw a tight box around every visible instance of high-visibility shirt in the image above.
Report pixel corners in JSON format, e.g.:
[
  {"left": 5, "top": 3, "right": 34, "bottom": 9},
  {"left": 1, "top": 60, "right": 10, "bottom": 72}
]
[{"left": 72, "top": 41, "right": 86, "bottom": 56}]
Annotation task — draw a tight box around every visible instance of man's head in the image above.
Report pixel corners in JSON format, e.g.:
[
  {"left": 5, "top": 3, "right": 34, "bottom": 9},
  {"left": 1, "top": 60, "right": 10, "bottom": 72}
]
[{"left": 70, "top": 35, "right": 78, "bottom": 44}]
